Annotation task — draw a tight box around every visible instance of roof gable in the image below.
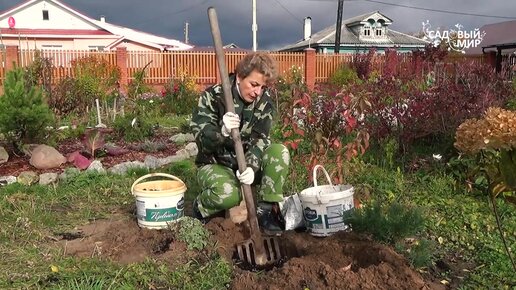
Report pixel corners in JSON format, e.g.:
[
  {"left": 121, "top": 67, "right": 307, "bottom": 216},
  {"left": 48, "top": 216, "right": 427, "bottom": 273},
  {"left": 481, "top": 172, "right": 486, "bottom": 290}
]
[
  {"left": 345, "top": 11, "right": 393, "bottom": 27},
  {"left": 0, "top": 0, "right": 103, "bottom": 30}
]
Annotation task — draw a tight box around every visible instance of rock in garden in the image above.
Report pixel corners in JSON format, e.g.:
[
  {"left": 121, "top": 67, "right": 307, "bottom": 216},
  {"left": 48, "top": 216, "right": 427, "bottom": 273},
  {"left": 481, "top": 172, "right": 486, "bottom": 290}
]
[
  {"left": 39, "top": 173, "right": 59, "bottom": 186},
  {"left": 87, "top": 160, "right": 106, "bottom": 173},
  {"left": 144, "top": 155, "right": 164, "bottom": 170},
  {"left": 68, "top": 151, "right": 91, "bottom": 170},
  {"left": 185, "top": 142, "right": 198, "bottom": 157},
  {"left": 0, "top": 176, "right": 16, "bottom": 186},
  {"left": 159, "top": 155, "right": 184, "bottom": 166},
  {"left": 169, "top": 133, "right": 195, "bottom": 145},
  {"left": 108, "top": 161, "right": 146, "bottom": 175},
  {"left": 0, "top": 146, "right": 8, "bottom": 164},
  {"left": 17, "top": 171, "right": 39, "bottom": 186},
  {"left": 29, "top": 145, "right": 66, "bottom": 169},
  {"left": 175, "top": 149, "right": 191, "bottom": 158}
]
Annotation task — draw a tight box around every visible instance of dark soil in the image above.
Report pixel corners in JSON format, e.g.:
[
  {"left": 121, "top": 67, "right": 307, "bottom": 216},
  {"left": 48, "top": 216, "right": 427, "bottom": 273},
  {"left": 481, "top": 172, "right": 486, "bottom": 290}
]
[
  {"left": 57, "top": 215, "right": 448, "bottom": 290},
  {"left": 0, "top": 130, "right": 180, "bottom": 177}
]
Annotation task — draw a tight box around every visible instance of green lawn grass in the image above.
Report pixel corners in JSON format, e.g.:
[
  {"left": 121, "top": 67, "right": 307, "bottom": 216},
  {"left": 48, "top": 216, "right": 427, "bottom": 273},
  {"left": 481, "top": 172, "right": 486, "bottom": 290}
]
[{"left": 0, "top": 145, "right": 514, "bottom": 289}]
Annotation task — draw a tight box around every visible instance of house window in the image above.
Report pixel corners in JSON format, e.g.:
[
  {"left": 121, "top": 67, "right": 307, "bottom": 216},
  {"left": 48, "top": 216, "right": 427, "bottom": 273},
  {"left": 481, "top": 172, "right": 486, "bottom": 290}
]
[
  {"left": 42, "top": 10, "right": 49, "bottom": 20},
  {"left": 88, "top": 46, "right": 105, "bottom": 51},
  {"left": 364, "top": 27, "right": 371, "bottom": 36},
  {"left": 376, "top": 29, "right": 382, "bottom": 36},
  {"left": 41, "top": 44, "right": 62, "bottom": 49}
]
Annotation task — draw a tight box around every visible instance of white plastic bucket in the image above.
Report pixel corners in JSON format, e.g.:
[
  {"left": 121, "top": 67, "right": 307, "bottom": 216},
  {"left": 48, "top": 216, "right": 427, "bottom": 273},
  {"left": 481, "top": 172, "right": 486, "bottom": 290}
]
[
  {"left": 131, "top": 173, "right": 187, "bottom": 229},
  {"left": 299, "top": 165, "right": 354, "bottom": 237}
]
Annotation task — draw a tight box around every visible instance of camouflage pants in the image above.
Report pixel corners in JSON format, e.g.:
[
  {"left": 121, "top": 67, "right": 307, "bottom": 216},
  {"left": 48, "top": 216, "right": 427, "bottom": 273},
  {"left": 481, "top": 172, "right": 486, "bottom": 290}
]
[{"left": 195, "top": 144, "right": 290, "bottom": 217}]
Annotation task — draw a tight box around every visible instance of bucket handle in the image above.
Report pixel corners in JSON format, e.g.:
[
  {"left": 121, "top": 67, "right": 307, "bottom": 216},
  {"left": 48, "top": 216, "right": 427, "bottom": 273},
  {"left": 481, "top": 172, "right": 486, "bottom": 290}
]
[
  {"left": 131, "top": 173, "right": 185, "bottom": 196},
  {"left": 313, "top": 165, "right": 333, "bottom": 187},
  {"left": 313, "top": 165, "right": 341, "bottom": 204}
]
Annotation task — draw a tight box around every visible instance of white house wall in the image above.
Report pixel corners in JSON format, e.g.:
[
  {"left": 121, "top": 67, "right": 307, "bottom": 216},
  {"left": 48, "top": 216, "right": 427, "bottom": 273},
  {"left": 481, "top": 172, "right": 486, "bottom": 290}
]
[
  {"left": 0, "top": 38, "right": 121, "bottom": 50},
  {"left": 0, "top": 0, "right": 98, "bottom": 30}
]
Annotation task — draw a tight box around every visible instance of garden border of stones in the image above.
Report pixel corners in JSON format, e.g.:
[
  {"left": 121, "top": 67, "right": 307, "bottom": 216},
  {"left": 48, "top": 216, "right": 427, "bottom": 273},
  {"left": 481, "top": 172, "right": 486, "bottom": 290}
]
[{"left": 0, "top": 133, "right": 198, "bottom": 187}]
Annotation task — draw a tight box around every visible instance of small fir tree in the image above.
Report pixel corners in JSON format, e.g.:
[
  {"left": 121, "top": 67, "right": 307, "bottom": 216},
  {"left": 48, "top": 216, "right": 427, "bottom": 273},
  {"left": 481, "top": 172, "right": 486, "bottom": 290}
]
[{"left": 0, "top": 67, "right": 54, "bottom": 151}]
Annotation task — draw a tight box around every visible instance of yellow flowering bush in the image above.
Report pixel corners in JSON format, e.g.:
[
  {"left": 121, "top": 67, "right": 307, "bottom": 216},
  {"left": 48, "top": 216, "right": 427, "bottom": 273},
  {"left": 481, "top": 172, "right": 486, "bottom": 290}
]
[{"left": 455, "top": 107, "right": 516, "bottom": 154}]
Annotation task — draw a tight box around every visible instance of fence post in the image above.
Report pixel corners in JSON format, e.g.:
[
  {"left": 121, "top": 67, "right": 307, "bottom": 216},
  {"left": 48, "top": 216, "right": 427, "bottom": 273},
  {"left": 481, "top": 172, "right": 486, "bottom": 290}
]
[
  {"left": 116, "top": 47, "right": 128, "bottom": 93},
  {"left": 5, "top": 45, "right": 19, "bottom": 72},
  {"left": 304, "top": 48, "right": 316, "bottom": 90},
  {"left": 485, "top": 51, "right": 497, "bottom": 72}
]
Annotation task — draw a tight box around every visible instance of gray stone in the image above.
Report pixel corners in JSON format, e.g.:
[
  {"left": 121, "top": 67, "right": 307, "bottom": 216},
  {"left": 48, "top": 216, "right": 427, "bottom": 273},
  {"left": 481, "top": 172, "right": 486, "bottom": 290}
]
[
  {"left": 17, "top": 171, "right": 39, "bottom": 186},
  {"left": 159, "top": 155, "right": 185, "bottom": 166},
  {"left": 0, "top": 146, "right": 8, "bottom": 164},
  {"left": 175, "top": 149, "right": 191, "bottom": 158},
  {"left": 59, "top": 168, "right": 81, "bottom": 181},
  {"left": 29, "top": 144, "right": 66, "bottom": 170},
  {"left": 86, "top": 160, "right": 106, "bottom": 174},
  {"left": 144, "top": 155, "right": 164, "bottom": 170},
  {"left": 0, "top": 176, "right": 16, "bottom": 186},
  {"left": 39, "top": 173, "right": 59, "bottom": 186},
  {"left": 184, "top": 142, "right": 198, "bottom": 157},
  {"left": 108, "top": 161, "right": 146, "bottom": 175},
  {"left": 160, "top": 151, "right": 190, "bottom": 166},
  {"left": 169, "top": 133, "right": 195, "bottom": 145}
]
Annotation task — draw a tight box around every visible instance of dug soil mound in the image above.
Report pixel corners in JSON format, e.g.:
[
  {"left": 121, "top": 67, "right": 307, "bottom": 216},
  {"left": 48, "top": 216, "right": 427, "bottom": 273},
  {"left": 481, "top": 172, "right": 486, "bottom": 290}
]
[
  {"left": 206, "top": 218, "right": 443, "bottom": 290},
  {"left": 57, "top": 216, "right": 444, "bottom": 290}
]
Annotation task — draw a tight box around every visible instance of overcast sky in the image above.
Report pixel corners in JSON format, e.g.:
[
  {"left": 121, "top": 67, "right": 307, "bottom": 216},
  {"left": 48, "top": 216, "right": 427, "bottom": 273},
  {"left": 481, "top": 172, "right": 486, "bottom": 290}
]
[{"left": 0, "top": 0, "right": 515, "bottom": 50}]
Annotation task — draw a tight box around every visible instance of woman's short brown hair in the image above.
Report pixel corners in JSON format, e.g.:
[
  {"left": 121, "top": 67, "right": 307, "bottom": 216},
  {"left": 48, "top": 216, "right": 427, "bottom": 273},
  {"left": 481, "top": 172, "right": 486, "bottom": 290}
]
[{"left": 235, "top": 52, "right": 278, "bottom": 83}]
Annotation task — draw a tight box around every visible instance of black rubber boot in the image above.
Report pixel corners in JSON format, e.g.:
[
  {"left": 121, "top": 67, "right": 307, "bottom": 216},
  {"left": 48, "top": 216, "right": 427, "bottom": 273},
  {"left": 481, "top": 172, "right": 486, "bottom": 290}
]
[{"left": 257, "top": 202, "right": 285, "bottom": 236}]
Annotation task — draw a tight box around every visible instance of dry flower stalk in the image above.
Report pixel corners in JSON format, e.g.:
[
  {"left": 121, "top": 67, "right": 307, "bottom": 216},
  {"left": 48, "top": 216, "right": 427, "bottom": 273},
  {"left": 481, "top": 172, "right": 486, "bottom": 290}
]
[{"left": 454, "top": 107, "right": 516, "bottom": 154}]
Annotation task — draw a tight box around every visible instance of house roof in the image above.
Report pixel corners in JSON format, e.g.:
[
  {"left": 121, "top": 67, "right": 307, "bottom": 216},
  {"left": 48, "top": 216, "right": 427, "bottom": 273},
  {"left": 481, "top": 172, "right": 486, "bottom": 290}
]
[
  {"left": 93, "top": 20, "right": 193, "bottom": 51},
  {"left": 280, "top": 11, "right": 427, "bottom": 51},
  {"left": 343, "top": 11, "right": 393, "bottom": 27},
  {"left": 465, "top": 20, "right": 516, "bottom": 54},
  {"left": 0, "top": 0, "right": 193, "bottom": 50}
]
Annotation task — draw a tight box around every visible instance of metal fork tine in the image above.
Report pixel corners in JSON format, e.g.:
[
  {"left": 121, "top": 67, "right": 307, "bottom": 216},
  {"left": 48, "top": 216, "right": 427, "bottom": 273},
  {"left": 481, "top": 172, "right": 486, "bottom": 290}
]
[
  {"left": 263, "top": 238, "right": 272, "bottom": 261},
  {"left": 237, "top": 237, "right": 284, "bottom": 266},
  {"left": 273, "top": 238, "right": 281, "bottom": 260},
  {"left": 237, "top": 245, "right": 244, "bottom": 261},
  {"left": 247, "top": 242, "right": 254, "bottom": 264},
  {"left": 264, "top": 237, "right": 282, "bottom": 262}
]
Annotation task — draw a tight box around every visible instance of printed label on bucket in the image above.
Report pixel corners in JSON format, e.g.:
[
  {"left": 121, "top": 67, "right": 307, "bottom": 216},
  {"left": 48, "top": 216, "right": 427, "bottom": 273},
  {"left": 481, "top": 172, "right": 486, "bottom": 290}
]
[
  {"left": 304, "top": 207, "right": 323, "bottom": 229},
  {"left": 324, "top": 204, "right": 345, "bottom": 229},
  {"left": 145, "top": 207, "right": 183, "bottom": 222},
  {"left": 143, "top": 197, "right": 185, "bottom": 222},
  {"left": 136, "top": 200, "right": 146, "bottom": 220}
]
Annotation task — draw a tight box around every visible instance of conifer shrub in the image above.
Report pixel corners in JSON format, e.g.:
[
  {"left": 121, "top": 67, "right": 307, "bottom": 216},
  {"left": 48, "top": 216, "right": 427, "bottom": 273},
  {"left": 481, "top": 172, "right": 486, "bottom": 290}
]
[
  {"left": 0, "top": 67, "right": 54, "bottom": 151},
  {"left": 343, "top": 201, "right": 425, "bottom": 244}
]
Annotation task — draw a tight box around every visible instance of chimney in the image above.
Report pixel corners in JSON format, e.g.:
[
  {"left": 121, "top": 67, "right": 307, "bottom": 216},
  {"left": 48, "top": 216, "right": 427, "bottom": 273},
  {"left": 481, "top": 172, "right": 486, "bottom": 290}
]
[
  {"left": 100, "top": 15, "right": 106, "bottom": 23},
  {"left": 304, "top": 17, "right": 312, "bottom": 41}
]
